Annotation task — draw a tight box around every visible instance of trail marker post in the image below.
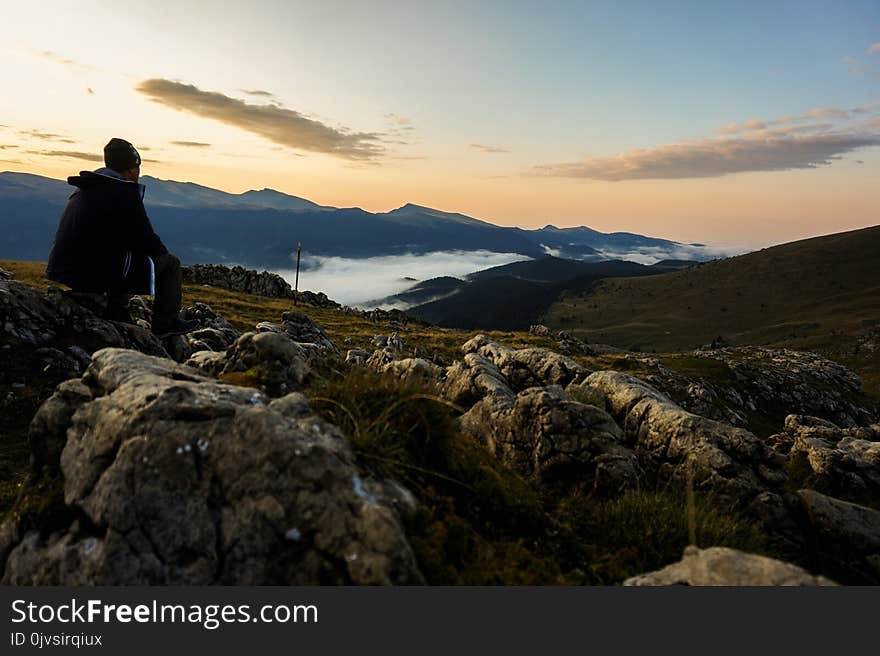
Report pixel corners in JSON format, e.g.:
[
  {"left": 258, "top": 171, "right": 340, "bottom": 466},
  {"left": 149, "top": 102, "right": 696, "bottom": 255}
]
[{"left": 294, "top": 241, "right": 302, "bottom": 306}]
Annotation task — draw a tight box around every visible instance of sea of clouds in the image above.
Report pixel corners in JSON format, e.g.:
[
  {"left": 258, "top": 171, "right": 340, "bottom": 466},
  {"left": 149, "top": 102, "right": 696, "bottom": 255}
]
[
  {"left": 274, "top": 250, "right": 533, "bottom": 307},
  {"left": 273, "top": 243, "right": 746, "bottom": 307}
]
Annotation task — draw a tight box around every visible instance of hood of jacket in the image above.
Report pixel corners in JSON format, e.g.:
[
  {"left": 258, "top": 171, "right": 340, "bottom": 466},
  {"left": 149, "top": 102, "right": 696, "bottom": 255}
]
[{"left": 67, "top": 167, "right": 145, "bottom": 200}]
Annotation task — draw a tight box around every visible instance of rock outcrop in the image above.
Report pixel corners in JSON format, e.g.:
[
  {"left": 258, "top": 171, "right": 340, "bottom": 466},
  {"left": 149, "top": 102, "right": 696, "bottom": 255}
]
[
  {"left": 1, "top": 349, "right": 423, "bottom": 585},
  {"left": 280, "top": 311, "right": 339, "bottom": 354},
  {"left": 623, "top": 347, "right": 877, "bottom": 431},
  {"left": 460, "top": 384, "right": 640, "bottom": 493},
  {"left": 624, "top": 546, "right": 836, "bottom": 586},
  {"left": 183, "top": 264, "right": 295, "bottom": 299},
  {"left": 462, "top": 334, "right": 592, "bottom": 392},
  {"left": 772, "top": 415, "right": 880, "bottom": 505},
  {"left": 797, "top": 489, "right": 880, "bottom": 583},
  {"left": 583, "top": 371, "right": 788, "bottom": 514}
]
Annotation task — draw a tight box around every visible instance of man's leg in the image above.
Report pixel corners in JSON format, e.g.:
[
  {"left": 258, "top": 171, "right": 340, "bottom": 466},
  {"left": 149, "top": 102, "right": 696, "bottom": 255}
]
[
  {"left": 151, "top": 253, "right": 182, "bottom": 331},
  {"left": 106, "top": 292, "right": 133, "bottom": 323}
]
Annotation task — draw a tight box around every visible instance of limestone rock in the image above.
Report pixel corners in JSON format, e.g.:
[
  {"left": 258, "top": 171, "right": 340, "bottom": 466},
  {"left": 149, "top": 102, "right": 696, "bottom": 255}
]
[
  {"left": 462, "top": 334, "right": 591, "bottom": 392},
  {"left": 778, "top": 416, "right": 880, "bottom": 504},
  {"left": 2, "top": 348, "right": 423, "bottom": 585},
  {"left": 798, "top": 489, "right": 880, "bottom": 583},
  {"left": 221, "top": 331, "right": 309, "bottom": 396},
  {"left": 443, "top": 352, "right": 515, "bottom": 409},
  {"left": 461, "top": 384, "right": 639, "bottom": 494},
  {"left": 585, "top": 370, "right": 788, "bottom": 509},
  {"left": 624, "top": 546, "right": 836, "bottom": 586},
  {"left": 381, "top": 358, "right": 443, "bottom": 386},
  {"left": 280, "top": 311, "right": 338, "bottom": 354}
]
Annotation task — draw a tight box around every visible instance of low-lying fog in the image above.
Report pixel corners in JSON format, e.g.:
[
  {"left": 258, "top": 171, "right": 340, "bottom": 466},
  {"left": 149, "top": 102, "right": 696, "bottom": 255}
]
[
  {"left": 274, "top": 250, "right": 532, "bottom": 307},
  {"left": 273, "top": 244, "right": 745, "bottom": 308}
]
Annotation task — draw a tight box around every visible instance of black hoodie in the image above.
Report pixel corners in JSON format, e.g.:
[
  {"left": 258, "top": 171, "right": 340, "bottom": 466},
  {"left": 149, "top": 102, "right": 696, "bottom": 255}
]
[{"left": 46, "top": 168, "right": 168, "bottom": 292}]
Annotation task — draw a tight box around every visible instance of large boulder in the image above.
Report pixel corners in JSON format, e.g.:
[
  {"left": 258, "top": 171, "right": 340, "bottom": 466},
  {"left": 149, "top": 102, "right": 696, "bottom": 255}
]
[
  {"left": 638, "top": 347, "right": 878, "bottom": 431},
  {"left": 462, "top": 335, "right": 592, "bottom": 391},
  {"left": 461, "top": 384, "right": 639, "bottom": 494},
  {"left": 381, "top": 358, "right": 444, "bottom": 386},
  {"left": 1, "top": 279, "right": 167, "bottom": 357},
  {"left": 443, "top": 353, "right": 515, "bottom": 409},
  {"left": 772, "top": 415, "right": 880, "bottom": 505},
  {"left": 624, "top": 546, "right": 836, "bottom": 586},
  {"left": 280, "top": 311, "right": 339, "bottom": 354},
  {"left": 219, "top": 331, "right": 310, "bottom": 396},
  {"left": 1, "top": 349, "right": 423, "bottom": 585},
  {"left": 797, "top": 489, "right": 880, "bottom": 584},
  {"left": 584, "top": 371, "right": 788, "bottom": 511}
]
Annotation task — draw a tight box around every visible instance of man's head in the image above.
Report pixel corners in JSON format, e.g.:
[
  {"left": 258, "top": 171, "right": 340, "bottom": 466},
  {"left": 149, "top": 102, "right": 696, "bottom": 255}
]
[{"left": 103, "top": 137, "right": 141, "bottom": 182}]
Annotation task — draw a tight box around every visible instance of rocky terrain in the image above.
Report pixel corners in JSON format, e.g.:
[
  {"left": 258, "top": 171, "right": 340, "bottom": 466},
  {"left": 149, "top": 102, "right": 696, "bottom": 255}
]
[{"left": 2, "top": 264, "right": 879, "bottom": 585}]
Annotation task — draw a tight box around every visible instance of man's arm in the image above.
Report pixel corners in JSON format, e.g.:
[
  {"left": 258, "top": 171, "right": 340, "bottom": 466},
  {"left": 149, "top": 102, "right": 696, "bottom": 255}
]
[{"left": 125, "top": 191, "right": 168, "bottom": 258}]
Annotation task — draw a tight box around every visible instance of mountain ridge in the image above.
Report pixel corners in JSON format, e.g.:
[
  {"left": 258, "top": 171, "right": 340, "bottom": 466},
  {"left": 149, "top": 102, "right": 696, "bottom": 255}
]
[{"left": 0, "top": 170, "right": 717, "bottom": 267}]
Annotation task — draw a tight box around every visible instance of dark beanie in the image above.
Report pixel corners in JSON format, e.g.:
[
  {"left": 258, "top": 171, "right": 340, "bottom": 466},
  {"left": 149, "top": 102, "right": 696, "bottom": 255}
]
[{"left": 103, "top": 138, "right": 141, "bottom": 171}]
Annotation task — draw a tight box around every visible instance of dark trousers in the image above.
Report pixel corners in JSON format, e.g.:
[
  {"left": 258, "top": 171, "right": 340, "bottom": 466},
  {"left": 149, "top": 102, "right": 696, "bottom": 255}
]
[
  {"left": 108, "top": 253, "right": 181, "bottom": 328},
  {"left": 151, "top": 253, "right": 182, "bottom": 329}
]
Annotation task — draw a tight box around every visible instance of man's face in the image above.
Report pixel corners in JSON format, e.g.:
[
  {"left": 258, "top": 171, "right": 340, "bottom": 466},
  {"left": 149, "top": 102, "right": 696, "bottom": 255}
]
[{"left": 121, "top": 165, "right": 140, "bottom": 183}]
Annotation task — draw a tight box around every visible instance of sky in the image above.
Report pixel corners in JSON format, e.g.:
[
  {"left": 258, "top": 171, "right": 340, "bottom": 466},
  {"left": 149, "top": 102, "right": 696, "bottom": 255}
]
[{"left": 0, "top": 0, "right": 878, "bottom": 248}]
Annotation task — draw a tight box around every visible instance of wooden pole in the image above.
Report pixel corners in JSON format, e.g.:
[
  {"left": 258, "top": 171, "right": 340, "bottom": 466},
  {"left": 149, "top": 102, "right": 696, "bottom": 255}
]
[{"left": 294, "top": 241, "right": 302, "bottom": 306}]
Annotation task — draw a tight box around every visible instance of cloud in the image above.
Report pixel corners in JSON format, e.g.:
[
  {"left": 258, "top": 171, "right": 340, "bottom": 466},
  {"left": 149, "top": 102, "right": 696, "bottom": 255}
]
[
  {"left": 868, "top": 43, "right": 880, "bottom": 55},
  {"left": 533, "top": 131, "right": 880, "bottom": 181},
  {"left": 37, "top": 51, "right": 76, "bottom": 66},
  {"left": 470, "top": 143, "right": 510, "bottom": 154},
  {"left": 19, "top": 129, "right": 75, "bottom": 143},
  {"left": 241, "top": 89, "right": 275, "bottom": 97},
  {"left": 0, "top": 145, "right": 18, "bottom": 149},
  {"left": 86, "top": 87, "right": 95, "bottom": 95},
  {"left": 135, "top": 78, "right": 384, "bottom": 160},
  {"left": 385, "top": 113, "right": 413, "bottom": 129},
  {"left": 852, "top": 103, "right": 880, "bottom": 114},
  {"left": 595, "top": 243, "right": 745, "bottom": 265},
  {"left": 716, "top": 108, "right": 850, "bottom": 134},
  {"left": 26, "top": 150, "right": 102, "bottom": 162},
  {"left": 536, "top": 105, "right": 880, "bottom": 181},
  {"left": 35, "top": 51, "right": 95, "bottom": 73},
  {"left": 171, "top": 140, "right": 211, "bottom": 148},
  {"left": 273, "top": 250, "right": 532, "bottom": 306}
]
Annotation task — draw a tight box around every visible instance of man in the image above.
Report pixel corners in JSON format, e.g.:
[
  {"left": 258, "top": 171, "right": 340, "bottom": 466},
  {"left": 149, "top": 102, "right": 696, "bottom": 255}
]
[{"left": 46, "top": 138, "right": 198, "bottom": 337}]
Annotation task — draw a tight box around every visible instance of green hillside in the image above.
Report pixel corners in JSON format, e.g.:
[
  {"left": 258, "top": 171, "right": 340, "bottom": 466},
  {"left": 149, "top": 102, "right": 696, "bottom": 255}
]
[{"left": 542, "top": 225, "right": 880, "bottom": 396}]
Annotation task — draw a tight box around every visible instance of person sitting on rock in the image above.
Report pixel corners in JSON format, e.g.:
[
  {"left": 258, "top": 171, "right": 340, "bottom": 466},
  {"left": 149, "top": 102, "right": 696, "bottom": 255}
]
[{"left": 46, "top": 138, "right": 198, "bottom": 338}]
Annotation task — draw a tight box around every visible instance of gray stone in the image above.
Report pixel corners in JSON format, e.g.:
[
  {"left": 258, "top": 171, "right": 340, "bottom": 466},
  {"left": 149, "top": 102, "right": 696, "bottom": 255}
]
[
  {"left": 2, "top": 348, "right": 423, "bottom": 585},
  {"left": 624, "top": 546, "right": 836, "bottom": 586}
]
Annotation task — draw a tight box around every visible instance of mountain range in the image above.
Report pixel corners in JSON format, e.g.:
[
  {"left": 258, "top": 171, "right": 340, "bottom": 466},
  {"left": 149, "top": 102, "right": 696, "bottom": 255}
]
[{"left": 0, "top": 170, "right": 715, "bottom": 268}]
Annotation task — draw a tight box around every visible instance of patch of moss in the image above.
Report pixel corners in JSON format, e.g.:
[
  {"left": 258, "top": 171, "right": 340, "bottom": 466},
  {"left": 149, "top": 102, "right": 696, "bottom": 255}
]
[{"left": 218, "top": 368, "right": 264, "bottom": 390}]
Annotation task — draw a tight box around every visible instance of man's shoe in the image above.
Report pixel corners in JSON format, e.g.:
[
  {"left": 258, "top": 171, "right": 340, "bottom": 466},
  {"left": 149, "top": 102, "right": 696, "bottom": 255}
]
[{"left": 152, "top": 317, "right": 200, "bottom": 338}]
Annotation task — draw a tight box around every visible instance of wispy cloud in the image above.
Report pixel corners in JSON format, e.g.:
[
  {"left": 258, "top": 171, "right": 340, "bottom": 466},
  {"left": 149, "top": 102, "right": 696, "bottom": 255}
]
[
  {"left": 533, "top": 133, "right": 880, "bottom": 181},
  {"left": 136, "top": 78, "right": 384, "bottom": 160},
  {"left": 534, "top": 106, "right": 880, "bottom": 181},
  {"left": 86, "top": 87, "right": 95, "bottom": 95},
  {"left": 470, "top": 143, "right": 510, "bottom": 154},
  {"left": 170, "top": 140, "right": 211, "bottom": 148},
  {"left": 240, "top": 89, "right": 275, "bottom": 97},
  {"left": 717, "top": 107, "right": 850, "bottom": 134},
  {"left": 868, "top": 42, "right": 880, "bottom": 55},
  {"left": 18, "top": 129, "right": 75, "bottom": 143},
  {"left": 34, "top": 51, "right": 95, "bottom": 73},
  {"left": 0, "top": 145, "right": 18, "bottom": 150},
  {"left": 26, "top": 150, "right": 102, "bottom": 162},
  {"left": 385, "top": 113, "right": 414, "bottom": 129}
]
